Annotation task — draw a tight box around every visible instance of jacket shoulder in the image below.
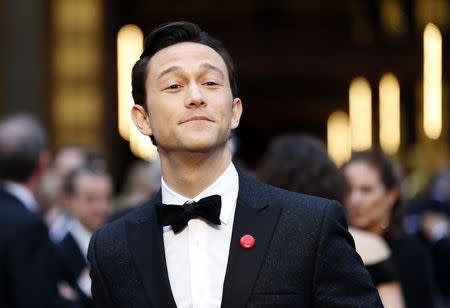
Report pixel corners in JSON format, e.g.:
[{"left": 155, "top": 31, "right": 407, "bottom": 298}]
[
  {"left": 0, "top": 193, "right": 45, "bottom": 238},
  {"left": 91, "top": 200, "right": 155, "bottom": 248},
  {"left": 239, "top": 170, "right": 341, "bottom": 219}
]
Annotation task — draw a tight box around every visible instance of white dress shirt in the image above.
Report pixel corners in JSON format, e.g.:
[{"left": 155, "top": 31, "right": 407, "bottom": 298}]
[
  {"left": 69, "top": 219, "right": 93, "bottom": 298},
  {"left": 49, "top": 210, "right": 73, "bottom": 243},
  {"left": 3, "top": 180, "right": 38, "bottom": 213},
  {"left": 161, "top": 162, "right": 239, "bottom": 308}
]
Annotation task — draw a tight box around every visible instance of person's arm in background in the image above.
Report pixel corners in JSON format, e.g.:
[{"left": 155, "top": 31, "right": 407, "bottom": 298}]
[{"left": 350, "top": 227, "right": 405, "bottom": 308}]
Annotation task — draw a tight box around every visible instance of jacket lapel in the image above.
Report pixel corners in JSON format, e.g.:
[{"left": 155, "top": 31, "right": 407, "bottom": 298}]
[
  {"left": 125, "top": 192, "right": 177, "bottom": 308},
  {"left": 63, "top": 233, "right": 88, "bottom": 275},
  {"left": 221, "top": 172, "right": 282, "bottom": 308}
]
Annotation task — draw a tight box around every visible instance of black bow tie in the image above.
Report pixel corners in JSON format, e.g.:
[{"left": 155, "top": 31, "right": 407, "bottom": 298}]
[{"left": 156, "top": 195, "right": 222, "bottom": 233}]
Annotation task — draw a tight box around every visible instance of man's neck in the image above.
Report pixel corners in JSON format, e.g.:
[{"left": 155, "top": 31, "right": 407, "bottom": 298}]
[{"left": 159, "top": 148, "right": 232, "bottom": 198}]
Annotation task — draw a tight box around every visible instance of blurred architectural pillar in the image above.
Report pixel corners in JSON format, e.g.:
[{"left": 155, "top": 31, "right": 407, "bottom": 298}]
[
  {"left": 50, "top": 0, "right": 105, "bottom": 150},
  {"left": 349, "top": 77, "right": 372, "bottom": 151},
  {"left": 0, "top": 0, "right": 48, "bottom": 116}
]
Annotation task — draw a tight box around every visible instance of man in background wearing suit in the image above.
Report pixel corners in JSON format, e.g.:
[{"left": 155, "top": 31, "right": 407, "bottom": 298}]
[
  {"left": 88, "top": 21, "right": 382, "bottom": 307},
  {"left": 0, "top": 114, "right": 58, "bottom": 308},
  {"left": 56, "top": 165, "right": 113, "bottom": 308}
]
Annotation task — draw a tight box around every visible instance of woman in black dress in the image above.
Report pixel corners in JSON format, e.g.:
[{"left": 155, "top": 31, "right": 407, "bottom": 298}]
[{"left": 343, "top": 150, "right": 436, "bottom": 308}]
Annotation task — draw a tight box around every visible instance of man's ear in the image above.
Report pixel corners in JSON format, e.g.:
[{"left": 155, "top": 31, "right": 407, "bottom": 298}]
[
  {"left": 231, "top": 97, "right": 243, "bottom": 130},
  {"left": 131, "top": 104, "right": 153, "bottom": 136}
]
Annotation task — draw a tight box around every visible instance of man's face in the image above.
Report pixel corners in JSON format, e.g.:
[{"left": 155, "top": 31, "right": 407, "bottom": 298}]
[
  {"left": 133, "top": 42, "right": 242, "bottom": 154},
  {"left": 69, "top": 172, "right": 112, "bottom": 232},
  {"left": 53, "top": 148, "right": 86, "bottom": 205}
]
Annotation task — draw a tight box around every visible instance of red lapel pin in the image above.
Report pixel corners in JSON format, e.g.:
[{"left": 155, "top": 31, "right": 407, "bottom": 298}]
[{"left": 240, "top": 234, "right": 255, "bottom": 249}]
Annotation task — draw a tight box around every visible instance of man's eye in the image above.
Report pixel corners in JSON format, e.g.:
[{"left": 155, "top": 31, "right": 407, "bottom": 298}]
[
  {"left": 204, "top": 81, "right": 219, "bottom": 86},
  {"left": 360, "top": 186, "right": 373, "bottom": 193},
  {"left": 167, "top": 84, "right": 181, "bottom": 89}
]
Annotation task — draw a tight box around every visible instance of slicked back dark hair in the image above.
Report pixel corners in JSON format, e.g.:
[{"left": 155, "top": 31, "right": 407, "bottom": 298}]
[{"left": 131, "top": 21, "right": 238, "bottom": 108}]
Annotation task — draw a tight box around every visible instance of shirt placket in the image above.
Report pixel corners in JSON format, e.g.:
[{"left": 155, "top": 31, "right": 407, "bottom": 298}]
[{"left": 188, "top": 217, "right": 209, "bottom": 308}]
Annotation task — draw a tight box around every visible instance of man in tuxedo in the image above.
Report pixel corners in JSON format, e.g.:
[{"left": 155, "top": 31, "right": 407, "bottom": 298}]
[
  {"left": 0, "top": 114, "right": 58, "bottom": 308},
  {"left": 56, "top": 165, "right": 113, "bottom": 308},
  {"left": 88, "top": 21, "right": 382, "bottom": 307}
]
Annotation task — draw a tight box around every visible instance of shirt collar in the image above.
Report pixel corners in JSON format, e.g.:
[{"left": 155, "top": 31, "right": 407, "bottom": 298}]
[
  {"left": 69, "top": 219, "right": 93, "bottom": 260},
  {"left": 2, "top": 180, "right": 38, "bottom": 213},
  {"left": 161, "top": 162, "right": 239, "bottom": 225}
]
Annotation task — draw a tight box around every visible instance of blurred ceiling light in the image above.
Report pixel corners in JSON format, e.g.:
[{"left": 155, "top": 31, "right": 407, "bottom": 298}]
[
  {"left": 349, "top": 77, "right": 372, "bottom": 151},
  {"left": 327, "top": 111, "right": 351, "bottom": 166},
  {"left": 423, "top": 23, "right": 442, "bottom": 140},
  {"left": 117, "top": 24, "right": 157, "bottom": 161},
  {"left": 117, "top": 24, "right": 143, "bottom": 141},
  {"left": 379, "top": 73, "right": 400, "bottom": 155},
  {"left": 130, "top": 130, "right": 158, "bottom": 161}
]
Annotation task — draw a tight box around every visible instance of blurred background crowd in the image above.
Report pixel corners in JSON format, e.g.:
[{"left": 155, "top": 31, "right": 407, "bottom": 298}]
[{"left": 1, "top": 0, "right": 450, "bottom": 307}]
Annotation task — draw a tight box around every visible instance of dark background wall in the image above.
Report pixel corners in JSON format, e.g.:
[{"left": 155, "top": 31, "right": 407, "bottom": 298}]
[{"left": 1, "top": 0, "right": 449, "bottom": 191}]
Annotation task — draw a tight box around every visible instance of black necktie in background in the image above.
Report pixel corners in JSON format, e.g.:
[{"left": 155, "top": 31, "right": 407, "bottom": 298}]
[{"left": 156, "top": 195, "right": 222, "bottom": 233}]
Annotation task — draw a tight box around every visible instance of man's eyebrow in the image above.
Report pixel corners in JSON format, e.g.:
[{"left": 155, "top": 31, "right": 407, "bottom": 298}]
[
  {"left": 200, "top": 63, "right": 225, "bottom": 78},
  {"left": 157, "top": 65, "right": 181, "bottom": 80}
]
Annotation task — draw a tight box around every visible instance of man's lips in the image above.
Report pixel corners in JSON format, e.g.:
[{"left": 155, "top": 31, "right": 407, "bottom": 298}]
[{"left": 180, "top": 115, "right": 213, "bottom": 124}]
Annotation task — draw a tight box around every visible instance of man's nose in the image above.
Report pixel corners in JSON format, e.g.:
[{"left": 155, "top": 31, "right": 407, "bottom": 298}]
[
  {"left": 348, "top": 191, "right": 362, "bottom": 206},
  {"left": 185, "top": 83, "right": 206, "bottom": 107},
  {"left": 97, "top": 200, "right": 111, "bottom": 215}
]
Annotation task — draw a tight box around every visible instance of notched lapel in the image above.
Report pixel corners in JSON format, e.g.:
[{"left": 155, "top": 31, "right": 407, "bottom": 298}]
[
  {"left": 126, "top": 200, "right": 177, "bottom": 308},
  {"left": 221, "top": 197, "right": 282, "bottom": 308}
]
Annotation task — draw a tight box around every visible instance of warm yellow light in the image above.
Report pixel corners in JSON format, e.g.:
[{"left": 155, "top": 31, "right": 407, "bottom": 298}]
[
  {"left": 117, "top": 25, "right": 157, "bottom": 160},
  {"left": 327, "top": 111, "right": 351, "bottom": 166},
  {"left": 423, "top": 23, "right": 442, "bottom": 140},
  {"left": 117, "top": 24, "right": 143, "bottom": 141},
  {"left": 349, "top": 77, "right": 372, "bottom": 151},
  {"left": 379, "top": 73, "right": 401, "bottom": 155},
  {"left": 130, "top": 129, "right": 158, "bottom": 161}
]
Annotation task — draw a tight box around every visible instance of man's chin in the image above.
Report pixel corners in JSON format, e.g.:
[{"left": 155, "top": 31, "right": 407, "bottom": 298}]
[
  {"left": 181, "top": 139, "right": 225, "bottom": 154},
  {"left": 350, "top": 219, "right": 369, "bottom": 231},
  {"left": 184, "top": 143, "right": 216, "bottom": 153}
]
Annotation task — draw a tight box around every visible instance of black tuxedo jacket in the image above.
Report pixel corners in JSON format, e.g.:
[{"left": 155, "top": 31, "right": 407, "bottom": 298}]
[
  {"left": 56, "top": 232, "right": 94, "bottom": 308},
  {"left": 0, "top": 188, "right": 58, "bottom": 308},
  {"left": 88, "top": 171, "right": 382, "bottom": 307}
]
